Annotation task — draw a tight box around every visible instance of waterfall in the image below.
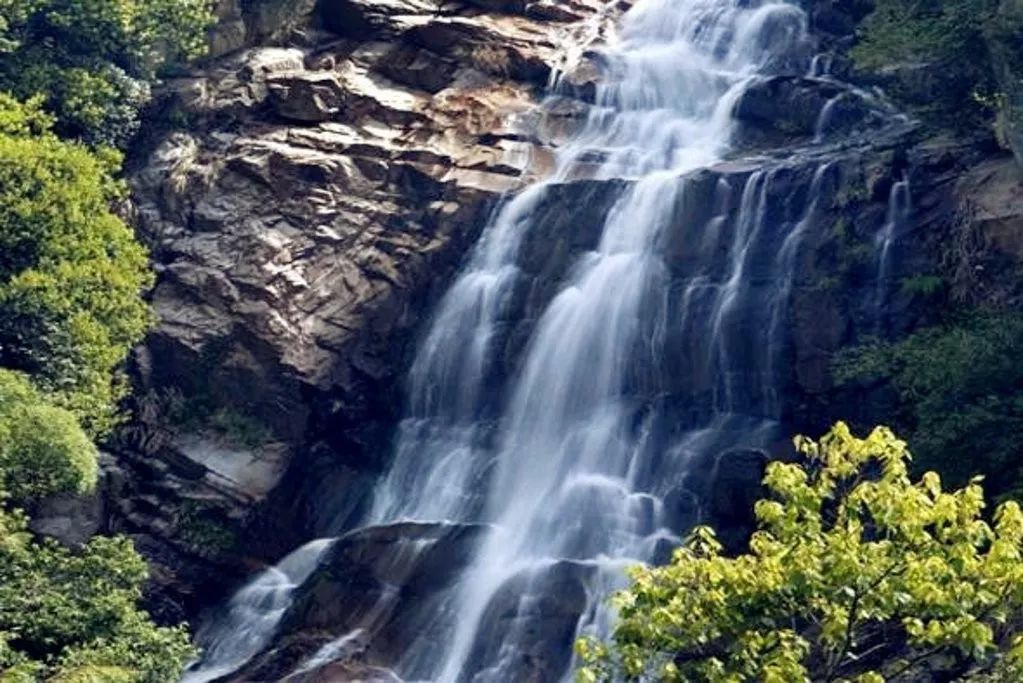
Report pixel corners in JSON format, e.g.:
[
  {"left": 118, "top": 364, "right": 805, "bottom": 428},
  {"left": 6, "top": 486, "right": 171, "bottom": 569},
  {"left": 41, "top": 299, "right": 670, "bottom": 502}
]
[
  {"left": 183, "top": 1, "right": 856, "bottom": 680},
  {"left": 875, "top": 178, "right": 912, "bottom": 315},
  {"left": 369, "top": 1, "right": 812, "bottom": 680}
]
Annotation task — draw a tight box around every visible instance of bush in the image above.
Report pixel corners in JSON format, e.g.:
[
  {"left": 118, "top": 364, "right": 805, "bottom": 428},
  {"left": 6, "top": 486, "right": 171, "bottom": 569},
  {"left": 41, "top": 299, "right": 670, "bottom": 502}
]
[
  {"left": 0, "top": 512, "right": 195, "bottom": 681},
  {"left": 0, "top": 0, "right": 214, "bottom": 146},
  {"left": 0, "top": 369, "right": 98, "bottom": 506},
  {"left": 0, "top": 94, "right": 153, "bottom": 436},
  {"left": 852, "top": 0, "right": 1008, "bottom": 123},
  {"left": 834, "top": 311, "right": 1023, "bottom": 497},
  {"left": 577, "top": 423, "right": 1023, "bottom": 682}
]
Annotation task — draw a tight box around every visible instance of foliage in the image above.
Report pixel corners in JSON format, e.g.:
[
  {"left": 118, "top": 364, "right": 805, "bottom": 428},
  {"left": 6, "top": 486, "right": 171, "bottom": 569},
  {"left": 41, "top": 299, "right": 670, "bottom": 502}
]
[
  {"left": 899, "top": 274, "right": 945, "bottom": 297},
  {"left": 851, "top": 0, "right": 1020, "bottom": 124},
  {"left": 0, "top": 507, "right": 195, "bottom": 681},
  {"left": 0, "top": 369, "right": 194, "bottom": 680},
  {"left": 0, "top": 89, "right": 192, "bottom": 682},
  {"left": 577, "top": 423, "right": 1023, "bottom": 682},
  {"left": 0, "top": 369, "right": 97, "bottom": 507},
  {"left": 177, "top": 501, "right": 236, "bottom": 555},
  {"left": 852, "top": 0, "right": 1000, "bottom": 72},
  {"left": 163, "top": 386, "right": 272, "bottom": 449},
  {"left": 0, "top": 95, "right": 153, "bottom": 436},
  {"left": 834, "top": 311, "right": 1023, "bottom": 497},
  {"left": 0, "top": 0, "right": 214, "bottom": 146}
]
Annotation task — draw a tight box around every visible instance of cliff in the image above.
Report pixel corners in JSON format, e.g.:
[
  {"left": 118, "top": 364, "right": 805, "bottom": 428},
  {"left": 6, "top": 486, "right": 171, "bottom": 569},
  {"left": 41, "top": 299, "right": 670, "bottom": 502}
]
[{"left": 84, "top": 0, "right": 1023, "bottom": 675}]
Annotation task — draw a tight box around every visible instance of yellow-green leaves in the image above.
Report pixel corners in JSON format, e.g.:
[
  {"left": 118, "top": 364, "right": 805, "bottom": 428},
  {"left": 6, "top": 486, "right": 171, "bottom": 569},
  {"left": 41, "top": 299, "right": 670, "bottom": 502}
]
[
  {"left": 577, "top": 423, "right": 1023, "bottom": 682},
  {"left": 0, "top": 95, "right": 153, "bottom": 436},
  {"left": 0, "top": 0, "right": 215, "bottom": 146}
]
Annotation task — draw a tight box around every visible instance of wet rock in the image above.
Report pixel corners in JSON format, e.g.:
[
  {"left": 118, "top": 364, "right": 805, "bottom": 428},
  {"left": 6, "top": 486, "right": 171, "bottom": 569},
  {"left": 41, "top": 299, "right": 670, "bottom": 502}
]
[
  {"left": 461, "top": 561, "right": 593, "bottom": 683},
  {"left": 733, "top": 76, "right": 879, "bottom": 145},
  {"left": 231, "top": 522, "right": 489, "bottom": 680},
  {"left": 705, "top": 448, "right": 769, "bottom": 553}
]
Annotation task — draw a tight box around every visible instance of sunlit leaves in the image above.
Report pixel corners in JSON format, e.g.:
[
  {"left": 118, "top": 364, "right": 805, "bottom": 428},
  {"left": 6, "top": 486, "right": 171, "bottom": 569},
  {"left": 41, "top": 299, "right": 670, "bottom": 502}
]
[
  {"left": 0, "top": 0, "right": 214, "bottom": 145},
  {"left": 0, "top": 507, "right": 195, "bottom": 681},
  {"left": 0, "top": 95, "right": 152, "bottom": 436},
  {"left": 577, "top": 423, "right": 1023, "bottom": 681}
]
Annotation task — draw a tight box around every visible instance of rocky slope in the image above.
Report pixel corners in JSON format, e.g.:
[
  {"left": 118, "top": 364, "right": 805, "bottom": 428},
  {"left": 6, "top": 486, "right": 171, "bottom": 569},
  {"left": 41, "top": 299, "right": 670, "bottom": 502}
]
[
  {"left": 97, "top": 0, "right": 1023, "bottom": 663},
  {"left": 109, "top": 0, "right": 616, "bottom": 622}
]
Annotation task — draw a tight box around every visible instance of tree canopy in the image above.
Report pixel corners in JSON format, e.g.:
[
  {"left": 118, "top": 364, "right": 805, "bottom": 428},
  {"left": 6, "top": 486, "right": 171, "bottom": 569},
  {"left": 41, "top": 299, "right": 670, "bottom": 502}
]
[
  {"left": 0, "top": 30, "right": 198, "bottom": 678},
  {"left": 0, "top": 94, "right": 152, "bottom": 436},
  {"left": 834, "top": 312, "right": 1023, "bottom": 499},
  {"left": 0, "top": 0, "right": 214, "bottom": 146},
  {"left": 577, "top": 423, "right": 1023, "bottom": 682}
]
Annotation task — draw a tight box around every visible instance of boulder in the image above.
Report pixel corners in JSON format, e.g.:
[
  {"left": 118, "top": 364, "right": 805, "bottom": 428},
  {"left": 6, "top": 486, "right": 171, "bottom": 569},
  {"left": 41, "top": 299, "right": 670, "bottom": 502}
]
[
  {"left": 268, "top": 72, "right": 346, "bottom": 122},
  {"left": 733, "top": 76, "right": 880, "bottom": 146},
  {"left": 704, "top": 448, "right": 769, "bottom": 552},
  {"left": 460, "top": 561, "right": 593, "bottom": 682},
  {"left": 230, "top": 522, "right": 489, "bottom": 680}
]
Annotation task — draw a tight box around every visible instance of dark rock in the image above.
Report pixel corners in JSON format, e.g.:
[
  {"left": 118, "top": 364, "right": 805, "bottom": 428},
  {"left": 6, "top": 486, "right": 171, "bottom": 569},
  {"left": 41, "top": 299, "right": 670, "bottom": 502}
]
[
  {"left": 267, "top": 72, "right": 346, "bottom": 122},
  {"left": 27, "top": 485, "right": 105, "bottom": 547},
  {"left": 733, "top": 76, "right": 879, "bottom": 145},
  {"left": 461, "top": 561, "right": 594, "bottom": 682},
  {"left": 705, "top": 448, "right": 769, "bottom": 552},
  {"left": 231, "top": 522, "right": 489, "bottom": 680}
]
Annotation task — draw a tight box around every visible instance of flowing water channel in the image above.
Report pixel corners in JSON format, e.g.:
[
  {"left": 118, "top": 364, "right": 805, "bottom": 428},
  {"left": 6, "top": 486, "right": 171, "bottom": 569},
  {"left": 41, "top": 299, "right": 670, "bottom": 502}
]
[{"left": 181, "top": 1, "right": 890, "bottom": 680}]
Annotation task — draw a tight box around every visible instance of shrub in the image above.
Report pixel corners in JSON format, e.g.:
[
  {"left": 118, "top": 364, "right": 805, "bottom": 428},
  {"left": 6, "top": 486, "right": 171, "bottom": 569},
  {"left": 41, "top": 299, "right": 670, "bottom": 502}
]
[
  {"left": 851, "top": 0, "right": 1010, "bottom": 123},
  {"left": 0, "top": 95, "right": 153, "bottom": 436},
  {"left": 0, "top": 512, "right": 195, "bottom": 681},
  {"left": 834, "top": 311, "right": 1023, "bottom": 497},
  {"left": 577, "top": 423, "right": 1023, "bottom": 682},
  {"left": 0, "top": 369, "right": 97, "bottom": 507},
  {"left": 0, "top": 0, "right": 214, "bottom": 146}
]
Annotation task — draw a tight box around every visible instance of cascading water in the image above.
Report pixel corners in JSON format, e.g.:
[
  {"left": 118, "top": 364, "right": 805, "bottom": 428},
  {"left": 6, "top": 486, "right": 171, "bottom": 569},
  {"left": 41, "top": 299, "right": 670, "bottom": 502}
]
[
  {"left": 370, "top": 1, "right": 812, "bottom": 679},
  {"left": 183, "top": 1, "right": 886, "bottom": 680},
  {"left": 875, "top": 178, "right": 912, "bottom": 314}
]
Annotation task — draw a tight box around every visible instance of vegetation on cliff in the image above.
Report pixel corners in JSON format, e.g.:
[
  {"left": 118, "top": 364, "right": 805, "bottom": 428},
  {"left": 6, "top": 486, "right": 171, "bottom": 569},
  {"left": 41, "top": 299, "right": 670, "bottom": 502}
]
[
  {"left": 835, "top": 312, "right": 1023, "bottom": 500},
  {"left": 578, "top": 423, "right": 1023, "bottom": 682},
  {"left": 853, "top": 0, "right": 1023, "bottom": 131},
  {"left": 0, "top": 1, "right": 213, "bottom": 679},
  {"left": 0, "top": 370, "right": 195, "bottom": 681},
  {"left": 0, "top": 0, "right": 214, "bottom": 146},
  {"left": 0, "top": 95, "right": 152, "bottom": 436}
]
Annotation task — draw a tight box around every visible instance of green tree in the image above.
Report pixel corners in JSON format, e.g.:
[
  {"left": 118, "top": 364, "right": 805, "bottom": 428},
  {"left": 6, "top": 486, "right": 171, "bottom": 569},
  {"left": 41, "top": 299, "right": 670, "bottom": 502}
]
[
  {"left": 0, "top": 94, "right": 153, "bottom": 436},
  {"left": 834, "top": 312, "right": 1023, "bottom": 498},
  {"left": 0, "top": 371, "right": 194, "bottom": 681},
  {"left": 0, "top": 369, "right": 97, "bottom": 508},
  {"left": 577, "top": 423, "right": 1023, "bottom": 682},
  {"left": 0, "top": 507, "right": 195, "bottom": 681},
  {"left": 0, "top": 0, "right": 214, "bottom": 146}
]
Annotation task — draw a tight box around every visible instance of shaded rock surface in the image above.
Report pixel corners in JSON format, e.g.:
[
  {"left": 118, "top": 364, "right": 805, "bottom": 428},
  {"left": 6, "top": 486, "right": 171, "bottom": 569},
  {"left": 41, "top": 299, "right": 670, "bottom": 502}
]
[{"left": 227, "top": 522, "right": 489, "bottom": 681}]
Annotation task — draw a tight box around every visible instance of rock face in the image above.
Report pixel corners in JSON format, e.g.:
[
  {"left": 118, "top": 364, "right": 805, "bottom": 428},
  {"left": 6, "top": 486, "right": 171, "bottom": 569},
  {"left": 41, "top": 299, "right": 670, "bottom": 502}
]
[
  {"left": 227, "top": 522, "right": 489, "bottom": 681},
  {"left": 117, "top": 0, "right": 614, "bottom": 620}
]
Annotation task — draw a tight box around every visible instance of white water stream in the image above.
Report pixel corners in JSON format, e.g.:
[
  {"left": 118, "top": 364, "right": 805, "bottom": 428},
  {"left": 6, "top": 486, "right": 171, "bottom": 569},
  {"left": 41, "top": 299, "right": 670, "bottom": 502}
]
[{"left": 181, "top": 1, "right": 860, "bottom": 681}]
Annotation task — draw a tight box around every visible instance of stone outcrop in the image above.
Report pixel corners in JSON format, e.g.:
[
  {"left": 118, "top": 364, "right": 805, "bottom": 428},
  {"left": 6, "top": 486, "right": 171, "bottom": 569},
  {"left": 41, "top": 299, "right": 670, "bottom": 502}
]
[
  {"left": 116, "top": 0, "right": 615, "bottom": 620},
  {"left": 225, "top": 522, "right": 489, "bottom": 681}
]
